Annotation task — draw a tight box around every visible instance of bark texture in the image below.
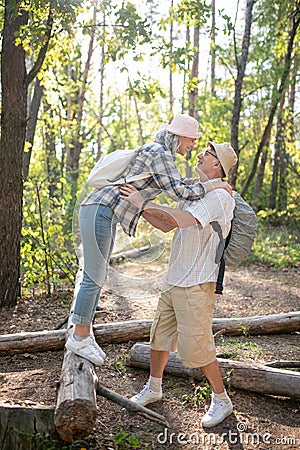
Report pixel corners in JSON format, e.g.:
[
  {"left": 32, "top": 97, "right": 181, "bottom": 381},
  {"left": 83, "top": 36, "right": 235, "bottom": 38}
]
[
  {"left": 0, "top": 402, "right": 60, "bottom": 450},
  {"left": 0, "top": 312, "right": 298, "bottom": 355},
  {"left": 129, "top": 343, "right": 300, "bottom": 399},
  {"left": 54, "top": 351, "right": 98, "bottom": 442}
]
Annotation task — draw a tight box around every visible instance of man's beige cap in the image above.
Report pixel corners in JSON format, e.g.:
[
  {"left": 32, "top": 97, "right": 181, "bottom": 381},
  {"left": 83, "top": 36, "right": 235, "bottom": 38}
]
[{"left": 208, "top": 141, "right": 238, "bottom": 177}]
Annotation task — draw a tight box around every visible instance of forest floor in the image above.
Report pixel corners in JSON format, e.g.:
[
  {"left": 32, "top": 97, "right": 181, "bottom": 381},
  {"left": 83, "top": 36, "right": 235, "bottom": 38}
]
[{"left": 0, "top": 260, "right": 299, "bottom": 450}]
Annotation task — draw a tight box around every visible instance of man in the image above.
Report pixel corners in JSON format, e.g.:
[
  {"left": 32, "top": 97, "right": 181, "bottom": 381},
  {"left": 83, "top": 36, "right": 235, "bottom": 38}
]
[{"left": 120, "top": 141, "right": 237, "bottom": 428}]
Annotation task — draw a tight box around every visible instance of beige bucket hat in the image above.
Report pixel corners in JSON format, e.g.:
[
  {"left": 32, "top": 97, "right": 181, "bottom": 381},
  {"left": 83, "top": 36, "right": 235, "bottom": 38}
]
[
  {"left": 208, "top": 141, "right": 238, "bottom": 177},
  {"left": 165, "top": 114, "right": 201, "bottom": 139}
]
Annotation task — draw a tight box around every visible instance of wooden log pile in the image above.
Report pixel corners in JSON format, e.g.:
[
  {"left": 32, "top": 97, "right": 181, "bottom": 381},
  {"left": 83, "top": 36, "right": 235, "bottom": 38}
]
[{"left": 1, "top": 308, "right": 299, "bottom": 444}]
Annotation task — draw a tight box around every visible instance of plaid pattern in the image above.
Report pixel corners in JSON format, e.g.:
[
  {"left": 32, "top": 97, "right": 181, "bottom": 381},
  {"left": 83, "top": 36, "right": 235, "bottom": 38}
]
[
  {"left": 82, "top": 143, "right": 206, "bottom": 236},
  {"left": 165, "top": 189, "right": 235, "bottom": 286}
]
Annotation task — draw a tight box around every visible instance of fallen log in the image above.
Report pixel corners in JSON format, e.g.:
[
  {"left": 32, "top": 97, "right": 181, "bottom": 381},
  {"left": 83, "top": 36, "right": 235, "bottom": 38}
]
[
  {"left": 265, "top": 360, "right": 300, "bottom": 369},
  {"left": 128, "top": 343, "right": 300, "bottom": 399},
  {"left": 0, "top": 402, "right": 60, "bottom": 450},
  {"left": 0, "top": 320, "right": 152, "bottom": 356},
  {"left": 211, "top": 311, "right": 300, "bottom": 336},
  {"left": 1, "top": 311, "right": 299, "bottom": 356},
  {"left": 54, "top": 350, "right": 98, "bottom": 443},
  {"left": 110, "top": 243, "right": 162, "bottom": 263},
  {"left": 96, "top": 384, "right": 169, "bottom": 427}
]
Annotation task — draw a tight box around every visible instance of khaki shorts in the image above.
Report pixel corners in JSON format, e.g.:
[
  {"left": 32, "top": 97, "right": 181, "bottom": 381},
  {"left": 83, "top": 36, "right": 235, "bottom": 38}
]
[{"left": 150, "top": 283, "right": 216, "bottom": 368}]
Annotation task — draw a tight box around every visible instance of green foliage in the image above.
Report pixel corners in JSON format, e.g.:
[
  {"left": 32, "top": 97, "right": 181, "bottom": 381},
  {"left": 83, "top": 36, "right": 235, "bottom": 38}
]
[
  {"left": 18, "top": 430, "right": 95, "bottom": 450},
  {"left": 182, "top": 383, "right": 212, "bottom": 406},
  {"left": 176, "top": 0, "right": 211, "bottom": 27},
  {"left": 219, "top": 337, "right": 262, "bottom": 360},
  {"left": 9, "top": 0, "right": 299, "bottom": 296},
  {"left": 244, "top": 209, "right": 300, "bottom": 268},
  {"left": 126, "top": 73, "right": 166, "bottom": 104},
  {"left": 21, "top": 180, "right": 77, "bottom": 294},
  {"left": 104, "top": 1, "right": 152, "bottom": 61},
  {"left": 247, "top": 228, "right": 300, "bottom": 269},
  {"left": 113, "top": 427, "right": 140, "bottom": 449}
]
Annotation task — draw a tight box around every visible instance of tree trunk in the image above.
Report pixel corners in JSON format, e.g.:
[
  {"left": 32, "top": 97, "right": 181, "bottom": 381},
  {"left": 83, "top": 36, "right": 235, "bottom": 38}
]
[
  {"left": 128, "top": 76, "right": 144, "bottom": 145},
  {"left": 66, "top": 5, "right": 96, "bottom": 182},
  {"left": 278, "top": 135, "right": 288, "bottom": 211},
  {"left": 181, "top": 26, "right": 190, "bottom": 113},
  {"left": 54, "top": 350, "right": 98, "bottom": 442},
  {"left": 169, "top": 0, "right": 174, "bottom": 118},
  {"left": 97, "top": 8, "right": 106, "bottom": 160},
  {"left": 0, "top": 3, "right": 28, "bottom": 308},
  {"left": 0, "top": 2, "right": 52, "bottom": 308},
  {"left": 252, "top": 147, "right": 268, "bottom": 208},
  {"left": 185, "top": 26, "right": 200, "bottom": 178},
  {"left": 64, "top": 8, "right": 96, "bottom": 231},
  {"left": 0, "top": 312, "right": 298, "bottom": 356},
  {"left": 229, "top": 0, "right": 255, "bottom": 187},
  {"left": 128, "top": 343, "right": 300, "bottom": 399},
  {"left": 242, "top": 10, "right": 300, "bottom": 197},
  {"left": 0, "top": 402, "right": 60, "bottom": 450},
  {"left": 269, "top": 95, "right": 285, "bottom": 209},
  {"left": 23, "top": 78, "right": 44, "bottom": 181},
  {"left": 210, "top": 0, "right": 216, "bottom": 96},
  {"left": 44, "top": 101, "right": 61, "bottom": 201},
  {"left": 188, "top": 26, "right": 199, "bottom": 120}
]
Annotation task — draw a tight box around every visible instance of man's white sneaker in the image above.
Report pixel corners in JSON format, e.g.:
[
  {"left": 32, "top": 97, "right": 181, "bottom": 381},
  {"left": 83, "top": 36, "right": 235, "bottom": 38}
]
[
  {"left": 130, "top": 382, "right": 162, "bottom": 406},
  {"left": 65, "top": 334, "right": 106, "bottom": 366},
  {"left": 201, "top": 396, "right": 233, "bottom": 427}
]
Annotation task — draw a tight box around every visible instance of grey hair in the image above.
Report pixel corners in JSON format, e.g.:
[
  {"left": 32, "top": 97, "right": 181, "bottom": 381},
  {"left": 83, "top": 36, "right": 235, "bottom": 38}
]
[{"left": 153, "top": 129, "right": 181, "bottom": 157}]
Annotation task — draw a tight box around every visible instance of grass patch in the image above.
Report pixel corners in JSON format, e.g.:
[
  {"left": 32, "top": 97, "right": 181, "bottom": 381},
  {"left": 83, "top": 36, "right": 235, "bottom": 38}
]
[{"left": 244, "top": 223, "right": 300, "bottom": 268}]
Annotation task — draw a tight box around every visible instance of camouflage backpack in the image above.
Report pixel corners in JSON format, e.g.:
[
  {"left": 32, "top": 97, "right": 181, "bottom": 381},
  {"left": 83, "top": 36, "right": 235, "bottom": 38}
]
[{"left": 211, "top": 191, "right": 257, "bottom": 294}]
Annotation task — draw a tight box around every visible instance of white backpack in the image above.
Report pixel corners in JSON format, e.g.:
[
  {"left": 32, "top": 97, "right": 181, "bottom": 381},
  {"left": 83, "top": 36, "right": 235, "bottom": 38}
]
[{"left": 87, "top": 148, "right": 150, "bottom": 188}]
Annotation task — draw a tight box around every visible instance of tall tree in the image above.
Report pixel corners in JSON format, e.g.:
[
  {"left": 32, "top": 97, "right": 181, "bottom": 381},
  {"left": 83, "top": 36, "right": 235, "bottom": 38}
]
[
  {"left": 169, "top": 0, "right": 174, "bottom": 118},
  {"left": 241, "top": 1, "right": 300, "bottom": 197},
  {"left": 23, "top": 78, "right": 44, "bottom": 181},
  {"left": 0, "top": 1, "right": 52, "bottom": 308},
  {"left": 210, "top": 0, "right": 216, "bottom": 96},
  {"left": 229, "top": 0, "right": 255, "bottom": 187},
  {"left": 268, "top": 96, "right": 285, "bottom": 209},
  {"left": 0, "top": 0, "right": 80, "bottom": 308}
]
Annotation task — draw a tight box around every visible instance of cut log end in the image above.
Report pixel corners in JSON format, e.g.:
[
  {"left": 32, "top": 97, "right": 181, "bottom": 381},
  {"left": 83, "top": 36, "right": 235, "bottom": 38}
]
[{"left": 54, "top": 399, "right": 97, "bottom": 443}]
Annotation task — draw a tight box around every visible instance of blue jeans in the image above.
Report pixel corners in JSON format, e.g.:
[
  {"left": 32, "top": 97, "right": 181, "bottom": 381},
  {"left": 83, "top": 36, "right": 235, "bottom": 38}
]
[{"left": 72, "top": 204, "right": 117, "bottom": 326}]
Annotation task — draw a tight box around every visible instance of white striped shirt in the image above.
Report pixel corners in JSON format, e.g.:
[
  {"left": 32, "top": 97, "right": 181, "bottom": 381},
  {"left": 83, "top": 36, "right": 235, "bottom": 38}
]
[{"left": 165, "top": 189, "right": 235, "bottom": 287}]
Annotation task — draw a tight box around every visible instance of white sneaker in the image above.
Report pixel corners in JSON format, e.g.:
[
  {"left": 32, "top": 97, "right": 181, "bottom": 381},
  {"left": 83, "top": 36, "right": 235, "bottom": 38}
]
[
  {"left": 130, "top": 381, "right": 162, "bottom": 406},
  {"left": 201, "top": 395, "right": 233, "bottom": 427},
  {"left": 66, "top": 334, "right": 106, "bottom": 366}
]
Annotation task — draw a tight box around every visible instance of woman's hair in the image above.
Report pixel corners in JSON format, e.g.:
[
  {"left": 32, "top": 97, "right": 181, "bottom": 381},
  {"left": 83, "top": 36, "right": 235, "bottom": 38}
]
[{"left": 153, "top": 129, "right": 180, "bottom": 156}]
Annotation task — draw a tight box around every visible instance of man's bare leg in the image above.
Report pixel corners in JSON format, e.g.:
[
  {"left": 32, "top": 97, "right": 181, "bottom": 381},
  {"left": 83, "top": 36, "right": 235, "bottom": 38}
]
[
  {"left": 200, "top": 359, "right": 233, "bottom": 427},
  {"left": 150, "top": 349, "right": 170, "bottom": 378},
  {"left": 130, "top": 349, "right": 169, "bottom": 405},
  {"left": 201, "top": 359, "right": 225, "bottom": 394}
]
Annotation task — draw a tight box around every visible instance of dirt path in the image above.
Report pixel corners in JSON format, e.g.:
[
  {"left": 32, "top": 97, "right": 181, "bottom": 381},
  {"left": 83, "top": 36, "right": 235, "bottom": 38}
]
[{"left": 0, "top": 263, "right": 299, "bottom": 449}]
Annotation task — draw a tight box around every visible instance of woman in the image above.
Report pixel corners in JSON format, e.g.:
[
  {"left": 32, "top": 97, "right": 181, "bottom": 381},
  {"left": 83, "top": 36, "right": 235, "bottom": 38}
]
[{"left": 66, "top": 114, "right": 231, "bottom": 365}]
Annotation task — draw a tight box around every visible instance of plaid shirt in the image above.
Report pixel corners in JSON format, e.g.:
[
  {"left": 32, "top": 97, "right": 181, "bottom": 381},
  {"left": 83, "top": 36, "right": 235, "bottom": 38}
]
[{"left": 82, "top": 143, "right": 206, "bottom": 236}]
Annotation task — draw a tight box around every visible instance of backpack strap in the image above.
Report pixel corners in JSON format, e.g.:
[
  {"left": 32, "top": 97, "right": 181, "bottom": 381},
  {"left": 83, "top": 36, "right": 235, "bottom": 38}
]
[{"left": 214, "top": 227, "right": 232, "bottom": 295}]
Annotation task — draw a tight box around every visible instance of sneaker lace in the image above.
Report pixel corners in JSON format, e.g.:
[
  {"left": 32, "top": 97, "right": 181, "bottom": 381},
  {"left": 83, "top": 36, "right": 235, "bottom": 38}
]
[
  {"left": 135, "top": 382, "right": 150, "bottom": 400},
  {"left": 208, "top": 399, "right": 224, "bottom": 416}
]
